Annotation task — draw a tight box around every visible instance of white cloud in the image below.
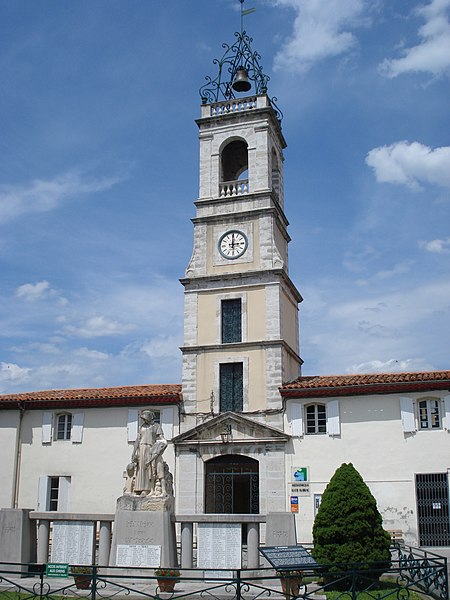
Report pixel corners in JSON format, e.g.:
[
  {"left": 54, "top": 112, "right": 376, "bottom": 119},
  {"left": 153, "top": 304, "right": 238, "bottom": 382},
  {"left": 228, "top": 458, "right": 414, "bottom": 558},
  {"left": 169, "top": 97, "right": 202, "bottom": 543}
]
[
  {"left": 15, "top": 280, "right": 51, "bottom": 301},
  {"left": 272, "top": 0, "right": 367, "bottom": 73},
  {"left": 0, "top": 362, "right": 30, "bottom": 387},
  {"left": 366, "top": 141, "right": 450, "bottom": 189},
  {"left": 419, "top": 237, "right": 450, "bottom": 253},
  {"left": 301, "top": 279, "right": 450, "bottom": 375},
  {"left": 348, "top": 358, "right": 434, "bottom": 373},
  {"left": 74, "top": 347, "right": 110, "bottom": 360},
  {"left": 0, "top": 170, "right": 124, "bottom": 224},
  {"left": 139, "top": 335, "right": 181, "bottom": 360},
  {"left": 64, "top": 316, "right": 135, "bottom": 338},
  {"left": 380, "top": 0, "right": 450, "bottom": 78}
]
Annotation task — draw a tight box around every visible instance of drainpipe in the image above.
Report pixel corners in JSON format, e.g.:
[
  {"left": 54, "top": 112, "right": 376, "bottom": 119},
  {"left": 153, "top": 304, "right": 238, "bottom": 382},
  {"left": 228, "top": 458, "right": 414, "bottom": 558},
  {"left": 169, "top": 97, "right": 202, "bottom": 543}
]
[{"left": 11, "top": 401, "right": 25, "bottom": 508}]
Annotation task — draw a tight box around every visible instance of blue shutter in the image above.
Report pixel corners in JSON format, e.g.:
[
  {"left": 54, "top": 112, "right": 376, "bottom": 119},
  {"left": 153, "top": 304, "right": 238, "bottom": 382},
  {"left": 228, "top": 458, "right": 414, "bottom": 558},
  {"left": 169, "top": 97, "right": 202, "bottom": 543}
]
[
  {"left": 222, "top": 299, "right": 242, "bottom": 343},
  {"left": 220, "top": 363, "right": 243, "bottom": 412}
]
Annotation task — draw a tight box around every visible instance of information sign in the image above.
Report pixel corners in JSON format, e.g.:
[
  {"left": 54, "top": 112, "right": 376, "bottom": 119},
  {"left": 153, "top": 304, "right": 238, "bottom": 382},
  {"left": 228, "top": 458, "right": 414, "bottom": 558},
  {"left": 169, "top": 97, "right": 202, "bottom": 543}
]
[
  {"left": 290, "top": 482, "right": 310, "bottom": 496},
  {"left": 46, "top": 563, "right": 69, "bottom": 578},
  {"left": 259, "top": 545, "right": 318, "bottom": 570}
]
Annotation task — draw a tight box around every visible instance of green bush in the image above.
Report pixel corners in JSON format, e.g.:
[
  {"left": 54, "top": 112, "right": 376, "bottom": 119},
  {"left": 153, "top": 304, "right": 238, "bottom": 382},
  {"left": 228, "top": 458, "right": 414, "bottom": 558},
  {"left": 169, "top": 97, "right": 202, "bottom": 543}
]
[{"left": 312, "top": 463, "right": 391, "bottom": 584}]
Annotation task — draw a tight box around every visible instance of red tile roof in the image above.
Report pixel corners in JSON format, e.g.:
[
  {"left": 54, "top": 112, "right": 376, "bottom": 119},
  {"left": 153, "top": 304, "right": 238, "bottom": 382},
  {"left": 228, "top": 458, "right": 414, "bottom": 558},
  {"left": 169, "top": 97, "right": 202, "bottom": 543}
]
[
  {"left": 280, "top": 370, "right": 450, "bottom": 398},
  {"left": 0, "top": 384, "right": 182, "bottom": 409}
]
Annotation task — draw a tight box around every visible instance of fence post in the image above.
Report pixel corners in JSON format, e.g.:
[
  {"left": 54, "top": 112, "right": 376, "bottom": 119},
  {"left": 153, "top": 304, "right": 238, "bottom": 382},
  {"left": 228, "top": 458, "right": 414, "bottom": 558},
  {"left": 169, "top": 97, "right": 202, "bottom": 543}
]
[
  {"left": 91, "top": 565, "right": 97, "bottom": 600},
  {"left": 39, "top": 567, "right": 44, "bottom": 600},
  {"left": 236, "top": 568, "right": 241, "bottom": 600},
  {"left": 352, "top": 568, "right": 357, "bottom": 600}
]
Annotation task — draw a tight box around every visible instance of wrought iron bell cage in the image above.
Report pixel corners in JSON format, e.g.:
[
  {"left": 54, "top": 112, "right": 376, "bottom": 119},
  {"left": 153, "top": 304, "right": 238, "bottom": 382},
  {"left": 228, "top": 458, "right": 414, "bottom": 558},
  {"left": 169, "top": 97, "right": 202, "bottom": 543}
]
[{"left": 199, "top": 30, "right": 283, "bottom": 121}]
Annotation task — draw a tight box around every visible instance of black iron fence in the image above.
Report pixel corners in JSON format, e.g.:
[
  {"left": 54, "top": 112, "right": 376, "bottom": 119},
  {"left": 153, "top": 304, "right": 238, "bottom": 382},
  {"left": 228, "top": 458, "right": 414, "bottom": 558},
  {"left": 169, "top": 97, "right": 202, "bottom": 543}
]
[{"left": 0, "top": 545, "right": 447, "bottom": 600}]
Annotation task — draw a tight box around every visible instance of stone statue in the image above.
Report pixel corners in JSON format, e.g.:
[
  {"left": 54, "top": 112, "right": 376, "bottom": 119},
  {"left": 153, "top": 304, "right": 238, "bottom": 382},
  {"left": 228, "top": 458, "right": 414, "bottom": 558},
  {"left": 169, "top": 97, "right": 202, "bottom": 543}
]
[{"left": 130, "top": 410, "right": 169, "bottom": 497}]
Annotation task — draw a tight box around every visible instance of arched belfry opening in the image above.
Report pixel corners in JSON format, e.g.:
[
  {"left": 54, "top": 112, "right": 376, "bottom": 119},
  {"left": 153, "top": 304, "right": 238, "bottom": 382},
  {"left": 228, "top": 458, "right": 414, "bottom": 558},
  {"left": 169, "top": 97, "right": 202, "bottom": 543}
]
[
  {"left": 205, "top": 454, "right": 259, "bottom": 514},
  {"left": 220, "top": 140, "right": 249, "bottom": 196}
]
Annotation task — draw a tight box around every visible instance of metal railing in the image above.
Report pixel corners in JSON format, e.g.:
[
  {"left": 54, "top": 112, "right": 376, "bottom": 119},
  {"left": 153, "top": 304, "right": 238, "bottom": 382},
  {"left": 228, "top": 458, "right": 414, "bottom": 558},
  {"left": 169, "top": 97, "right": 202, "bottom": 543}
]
[{"left": 0, "top": 545, "right": 447, "bottom": 600}]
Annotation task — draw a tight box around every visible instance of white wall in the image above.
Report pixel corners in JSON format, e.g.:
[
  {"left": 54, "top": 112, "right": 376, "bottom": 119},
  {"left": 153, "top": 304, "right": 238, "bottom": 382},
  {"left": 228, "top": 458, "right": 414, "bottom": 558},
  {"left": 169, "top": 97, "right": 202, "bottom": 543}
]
[
  {"left": 14, "top": 404, "right": 178, "bottom": 514},
  {"left": 0, "top": 410, "right": 20, "bottom": 508},
  {"left": 285, "top": 391, "right": 450, "bottom": 545}
]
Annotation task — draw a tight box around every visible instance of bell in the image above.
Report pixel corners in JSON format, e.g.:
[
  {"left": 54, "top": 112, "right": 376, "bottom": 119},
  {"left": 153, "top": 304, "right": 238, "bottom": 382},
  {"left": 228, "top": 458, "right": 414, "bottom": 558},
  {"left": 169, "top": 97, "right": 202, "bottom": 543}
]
[{"left": 232, "top": 66, "right": 251, "bottom": 93}]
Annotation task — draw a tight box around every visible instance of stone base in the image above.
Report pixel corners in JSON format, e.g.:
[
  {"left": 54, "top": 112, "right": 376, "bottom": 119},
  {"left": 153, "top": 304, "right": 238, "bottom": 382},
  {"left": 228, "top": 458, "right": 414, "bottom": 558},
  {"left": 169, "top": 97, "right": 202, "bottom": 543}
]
[
  {"left": 0, "top": 509, "right": 36, "bottom": 576},
  {"left": 116, "top": 494, "right": 174, "bottom": 513},
  {"left": 109, "top": 495, "right": 177, "bottom": 568}
]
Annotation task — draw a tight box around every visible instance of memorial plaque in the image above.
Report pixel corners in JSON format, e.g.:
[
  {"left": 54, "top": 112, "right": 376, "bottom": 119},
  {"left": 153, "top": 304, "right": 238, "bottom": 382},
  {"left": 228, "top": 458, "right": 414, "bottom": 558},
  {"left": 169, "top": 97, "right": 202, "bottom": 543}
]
[
  {"left": 259, "top": 545, "right": 318, "bottom": 570},
  {"left": 116, "top": 544, "right": 161, "bottom": 567},
  {"left": 197, "top": 523, "right": 241, "bottom": 569},
  {"left": 51, "top": 521, "right": 94, "bottom": 565}
]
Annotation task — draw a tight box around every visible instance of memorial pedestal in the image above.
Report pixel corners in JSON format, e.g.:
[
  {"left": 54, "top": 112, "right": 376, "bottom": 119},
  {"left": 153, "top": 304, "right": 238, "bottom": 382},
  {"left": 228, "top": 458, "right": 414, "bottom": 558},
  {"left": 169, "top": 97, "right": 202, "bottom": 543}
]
[
  {"left": 0, "top": 509, "right": 36, "bottom": 576},
  {"left": 109, "top": 495, "right": 177, "bottom": 568}
]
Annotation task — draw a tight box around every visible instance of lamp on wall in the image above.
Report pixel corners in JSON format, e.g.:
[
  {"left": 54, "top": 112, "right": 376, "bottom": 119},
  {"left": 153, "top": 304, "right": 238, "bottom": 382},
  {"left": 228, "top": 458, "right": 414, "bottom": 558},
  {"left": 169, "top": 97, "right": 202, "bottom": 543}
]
[{"left": 220, "top": 424, "right": 232, "bottom": 444}]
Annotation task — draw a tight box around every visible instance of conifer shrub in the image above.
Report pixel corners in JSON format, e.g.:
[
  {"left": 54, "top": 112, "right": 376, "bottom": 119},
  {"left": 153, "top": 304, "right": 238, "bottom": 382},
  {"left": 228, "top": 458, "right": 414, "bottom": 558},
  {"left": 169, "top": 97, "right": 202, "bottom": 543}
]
[{"left": 312, "top": 463, "right": 391, "bottom": 587}]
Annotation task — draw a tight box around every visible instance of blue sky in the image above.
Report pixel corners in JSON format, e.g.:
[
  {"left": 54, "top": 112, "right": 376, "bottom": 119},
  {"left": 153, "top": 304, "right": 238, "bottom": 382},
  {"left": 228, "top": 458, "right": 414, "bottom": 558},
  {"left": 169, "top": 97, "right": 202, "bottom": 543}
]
[{"left": 1, "top": 0, "right": 449, "bottom": 393}]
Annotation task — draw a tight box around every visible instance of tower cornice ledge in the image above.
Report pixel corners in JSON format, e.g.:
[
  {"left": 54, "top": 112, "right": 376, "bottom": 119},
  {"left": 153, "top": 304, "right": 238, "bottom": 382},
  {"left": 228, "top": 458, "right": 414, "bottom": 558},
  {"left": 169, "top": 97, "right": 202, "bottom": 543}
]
[
  {"left": 192, "top": 198, "right": 290, "bottom": 231},
  {"left": 180, "top": 338, "right": 303, "bottom": 365},
  {"left": 180, "top": 268, "right": 303, "bottom": 303}
]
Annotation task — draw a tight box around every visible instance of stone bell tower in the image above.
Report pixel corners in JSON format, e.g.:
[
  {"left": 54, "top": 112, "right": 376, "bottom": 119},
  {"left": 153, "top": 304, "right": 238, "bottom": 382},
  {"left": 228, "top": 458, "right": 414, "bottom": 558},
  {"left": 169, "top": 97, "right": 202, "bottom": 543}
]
[{"left": 180, "top": 27, "right": 303, "bottom": 433}]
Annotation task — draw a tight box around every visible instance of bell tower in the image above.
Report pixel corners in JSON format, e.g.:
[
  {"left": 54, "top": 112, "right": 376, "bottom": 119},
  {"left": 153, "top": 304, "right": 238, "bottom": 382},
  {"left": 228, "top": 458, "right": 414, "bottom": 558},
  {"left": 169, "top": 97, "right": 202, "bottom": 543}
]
[{"left": 180, "top": 25, "right": 302, "bottom": 432}]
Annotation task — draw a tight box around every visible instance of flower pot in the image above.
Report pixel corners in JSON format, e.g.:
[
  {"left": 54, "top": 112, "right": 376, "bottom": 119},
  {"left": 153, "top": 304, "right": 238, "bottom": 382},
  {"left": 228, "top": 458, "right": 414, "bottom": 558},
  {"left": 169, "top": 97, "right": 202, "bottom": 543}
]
[
  {"left": 280, "top": 576, "right": 302, "bottom": 597},
  {"left": 157, "top": 578, "right": 176, "bottom": 592},
  {"left": 74, "top": 575, "right": 92, "bottom": 589}
]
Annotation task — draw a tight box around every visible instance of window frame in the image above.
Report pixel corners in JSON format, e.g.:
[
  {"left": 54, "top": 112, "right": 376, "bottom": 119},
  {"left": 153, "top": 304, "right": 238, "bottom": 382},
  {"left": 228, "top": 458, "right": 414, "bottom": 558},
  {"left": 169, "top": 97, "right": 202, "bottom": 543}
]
[
  {"left": 418, "top": 397, "right": 442, "bottom": 430},
  {"left": 55, "top": 413, "right": 72, "bottom": 441},
  {"left": 305, "top": 403, "right": 327, "bottom": 435}
]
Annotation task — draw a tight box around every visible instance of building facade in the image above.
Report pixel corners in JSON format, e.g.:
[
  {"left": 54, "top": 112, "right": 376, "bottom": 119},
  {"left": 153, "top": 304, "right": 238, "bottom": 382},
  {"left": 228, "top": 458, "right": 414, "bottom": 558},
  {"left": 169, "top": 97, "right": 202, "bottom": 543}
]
[{"left": 0, "top": 29, "right": 449, "bottom": 550}]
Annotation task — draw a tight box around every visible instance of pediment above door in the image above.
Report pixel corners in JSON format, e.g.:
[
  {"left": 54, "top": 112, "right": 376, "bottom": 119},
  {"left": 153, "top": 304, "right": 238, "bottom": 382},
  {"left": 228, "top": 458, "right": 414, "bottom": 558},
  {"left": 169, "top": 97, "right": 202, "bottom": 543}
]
[{"left": 172, "top": 411, "right": 290, "bottom": 447}]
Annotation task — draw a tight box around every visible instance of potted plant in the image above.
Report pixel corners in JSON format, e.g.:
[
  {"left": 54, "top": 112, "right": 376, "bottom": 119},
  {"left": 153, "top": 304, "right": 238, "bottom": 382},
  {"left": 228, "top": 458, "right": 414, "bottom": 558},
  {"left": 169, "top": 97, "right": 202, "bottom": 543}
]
[
  {"left": 154, "top": 567, "right": 180, "bottom": 592},
  {"left": 276, "top": 570, "right": 303, "bottom": 597},
  {"left": 71, "top": 566, "right": 93, "bottom": 589}
]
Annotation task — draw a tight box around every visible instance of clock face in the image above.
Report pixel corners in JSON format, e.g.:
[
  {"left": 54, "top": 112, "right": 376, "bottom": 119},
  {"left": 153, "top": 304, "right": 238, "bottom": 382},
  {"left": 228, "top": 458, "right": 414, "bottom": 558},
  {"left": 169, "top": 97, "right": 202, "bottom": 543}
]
[{"left": 218, "top": 230, "right": 248, "bottom": 260}]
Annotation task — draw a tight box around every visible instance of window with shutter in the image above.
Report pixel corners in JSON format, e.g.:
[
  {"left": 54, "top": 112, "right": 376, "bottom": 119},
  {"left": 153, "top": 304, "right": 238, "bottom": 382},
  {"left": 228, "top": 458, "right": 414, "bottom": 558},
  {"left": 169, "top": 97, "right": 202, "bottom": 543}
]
[
  {"left": 305, "top": 404, "right": 326, "bottom": 434},
  {"left": 221, "top": 299, "right": 242, "bottom": 343},
  {"left": 56, "top": 413, "right": 72, "bottom": 440},
  {"left": 220, "top": 362, "right": 243, "bottom": 412}
]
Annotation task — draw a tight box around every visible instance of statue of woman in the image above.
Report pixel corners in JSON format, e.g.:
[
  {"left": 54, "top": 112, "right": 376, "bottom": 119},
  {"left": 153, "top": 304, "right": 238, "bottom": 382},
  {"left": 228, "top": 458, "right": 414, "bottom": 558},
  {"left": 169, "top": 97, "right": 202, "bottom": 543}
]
[{"left": 131, "top": 410, "right": 168, "bottom": 496}]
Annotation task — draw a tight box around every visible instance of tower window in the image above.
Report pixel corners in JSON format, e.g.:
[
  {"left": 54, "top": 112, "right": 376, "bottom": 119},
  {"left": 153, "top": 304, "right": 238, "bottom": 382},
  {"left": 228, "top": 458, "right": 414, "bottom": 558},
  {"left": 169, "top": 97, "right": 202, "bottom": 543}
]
[
  {"left": 220, "top": 363, "right": 243, "bottom": 412},
  {"left": 306, "top": 404, "right": 326, "bottom": 434},
  {"left": 221, "top": 140, "right": 248, "bottom": 182},
  {"left": 418, "top": 398, "right": 441, "bottom": 429},
  {"left": 221, "top": 299, "right": 242, "bottom": 343},
  {"left": 56, "top": 413, "right": 72, "bottom": 440}
]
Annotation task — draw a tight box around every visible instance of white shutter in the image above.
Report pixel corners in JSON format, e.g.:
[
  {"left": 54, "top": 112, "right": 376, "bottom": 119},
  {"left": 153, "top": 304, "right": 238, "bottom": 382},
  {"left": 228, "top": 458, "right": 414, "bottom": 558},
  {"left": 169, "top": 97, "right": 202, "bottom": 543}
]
[
  {"left": 327, "top": 400, "right": 340, "bottom": 436},
  {"left": 443, "top": 395, "right": 450, "bottom": 432},
  {"left": 290, "top": 402, "right": 304, "bottom": 437},
  {"left": 37, "top": 476, "right": 50, "bottom": 510},
  {"left": 160, "top": 406, "right": 174, "bottom": 440},
  {"left": 42, "top": 412, "right": 53, "bottom": 444},
  {"left": 127, "top": 409, "right": 139, "bottom": 442},
  {"left": 71, "top": 413, "right": 84, "bottom": 443},
  {"left": 58, "top": 477, "right": 71, "bottom": 512},
  {"left": 400, "top": 396, "right": 416, "bottom": 433}
]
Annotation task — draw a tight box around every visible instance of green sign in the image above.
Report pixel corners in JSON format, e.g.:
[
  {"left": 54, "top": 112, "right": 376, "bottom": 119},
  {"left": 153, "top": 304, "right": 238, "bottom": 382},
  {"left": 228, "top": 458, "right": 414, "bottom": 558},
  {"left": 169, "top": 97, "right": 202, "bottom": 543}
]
[{"left": 46, "top": 563, "right": 69, "bottom": 577}]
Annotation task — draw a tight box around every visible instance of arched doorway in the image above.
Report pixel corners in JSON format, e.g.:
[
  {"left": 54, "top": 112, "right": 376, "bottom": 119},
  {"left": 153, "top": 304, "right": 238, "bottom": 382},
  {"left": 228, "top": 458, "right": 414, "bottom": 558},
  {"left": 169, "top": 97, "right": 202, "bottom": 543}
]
[{"left": 205, "top": 454, "right": 259, "bottom": 514}]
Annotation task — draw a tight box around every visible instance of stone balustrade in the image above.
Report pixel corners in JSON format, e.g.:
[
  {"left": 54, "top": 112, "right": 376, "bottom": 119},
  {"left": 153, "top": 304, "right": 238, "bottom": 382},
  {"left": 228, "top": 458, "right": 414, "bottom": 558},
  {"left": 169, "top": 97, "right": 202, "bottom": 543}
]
[
  {"left": 219, "top": 179, "right": 249, "bottom": 197},
  {"left": 27, "top": 511, "right": 265, "bottom": 569},
  {"left": 210, "top": 98, "right": 257, "bottom": 116}
]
